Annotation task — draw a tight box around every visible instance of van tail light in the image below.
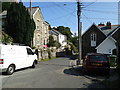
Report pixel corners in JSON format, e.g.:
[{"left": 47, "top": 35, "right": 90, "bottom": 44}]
[{"left": 0, "top": 59, "right": 4, "bottom": 64}]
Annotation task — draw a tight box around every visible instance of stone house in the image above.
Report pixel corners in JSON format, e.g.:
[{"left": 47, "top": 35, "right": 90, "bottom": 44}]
[
  {"left": 28, "top": 7, "right": 49, "bottom": 49},
  {"left": 43, "top": 21, "right": 49, "bottom": 48}
]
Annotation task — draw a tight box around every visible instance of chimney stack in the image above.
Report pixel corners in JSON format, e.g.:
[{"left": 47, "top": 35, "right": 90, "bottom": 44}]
[
  {"left": 98, "top": 22, "right": 105, "bottom": 26},
  {"left": 106, "top": 21, "right": 111, "bottom": 29}
]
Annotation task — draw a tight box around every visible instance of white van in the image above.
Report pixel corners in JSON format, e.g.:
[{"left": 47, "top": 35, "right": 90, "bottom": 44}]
[{"left": 0, "top": 44, "right": 38, "bottom": 75}]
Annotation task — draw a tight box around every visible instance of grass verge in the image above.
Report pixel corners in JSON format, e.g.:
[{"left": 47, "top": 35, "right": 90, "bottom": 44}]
[{"left": 40, "top": 57, "right": 56, "bottom": 62}]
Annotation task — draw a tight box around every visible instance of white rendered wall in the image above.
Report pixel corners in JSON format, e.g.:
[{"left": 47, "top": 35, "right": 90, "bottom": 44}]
[{"left": 96, "top": 37, "right": 116, "bottom": 54}]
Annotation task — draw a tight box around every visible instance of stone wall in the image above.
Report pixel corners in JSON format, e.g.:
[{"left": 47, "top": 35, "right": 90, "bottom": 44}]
[{"left": 37, "top": 47, "right": 57, "bottom": 61}]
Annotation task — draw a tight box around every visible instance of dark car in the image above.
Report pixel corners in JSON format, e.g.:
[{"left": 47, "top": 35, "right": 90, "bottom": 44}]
[{"left": 82, "top": 53, "right": 110, "bottom": 74}]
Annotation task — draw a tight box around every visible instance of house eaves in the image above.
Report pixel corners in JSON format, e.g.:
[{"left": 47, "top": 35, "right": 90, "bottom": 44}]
[
  {"left": 96, "top": 36, "right": 116, "bottom": 49},
  {"left": 27, "top": 7, "right": 44, "bottom": 20},
  {"left": 110, "top": 26, "right": 120, "bottom": 36}
]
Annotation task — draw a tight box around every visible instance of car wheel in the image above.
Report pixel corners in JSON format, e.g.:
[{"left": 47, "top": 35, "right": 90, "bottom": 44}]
[
  {"left": 31, "top": 61, "right": 36, "bottom": 68},
  {"left": 6, "top": 65, "right": 15, "bottom": 75}
]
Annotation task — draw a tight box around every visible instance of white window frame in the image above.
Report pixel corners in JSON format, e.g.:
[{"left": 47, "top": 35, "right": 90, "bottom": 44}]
[{"left": 91, "top": 33, "right": 96, "bottom": 47}]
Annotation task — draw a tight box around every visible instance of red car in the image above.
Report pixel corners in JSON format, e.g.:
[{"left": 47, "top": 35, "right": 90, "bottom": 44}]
[{"left": 82, "top": 53, "right": 110, "bottom": 74}]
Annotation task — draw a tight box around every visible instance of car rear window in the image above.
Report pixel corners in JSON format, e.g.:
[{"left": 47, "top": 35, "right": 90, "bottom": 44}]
[{"left": 89, "top": 55, "right": 108, "bottom": 62}]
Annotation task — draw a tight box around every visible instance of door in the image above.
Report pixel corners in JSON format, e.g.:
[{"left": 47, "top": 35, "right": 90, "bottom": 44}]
[{"left": 26, "top": 48, "right": 35, "bottom": 67}]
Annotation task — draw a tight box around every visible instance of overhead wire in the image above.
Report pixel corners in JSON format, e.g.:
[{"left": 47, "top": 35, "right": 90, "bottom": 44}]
[
  {"left": 83, "top": 9, "right": 118, "bottom": 14},
  {"left": 83, "top": 0, "right": 98, "bottom": 8},
  {"left": 82, "top": 13, "right": 93, "bottom": 23},
  {"left": 52, "top": 2, "right": 76, "bottom": 17}
]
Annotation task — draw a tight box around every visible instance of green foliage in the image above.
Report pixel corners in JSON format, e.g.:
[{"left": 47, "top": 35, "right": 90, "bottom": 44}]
[
  {"left": 67, "top": 40, "right": 78, "bottom": 53},
  {"left": 40, "top": 57, "right": 56, "bottom": 62},
  {"left": 54, "top": 41, "right": 61, "bottom": 49},
  {"left": 2, "top": 2, "right": 12, "bottom": 11},
  {"left": 47, "top": 49, "right": 51, "bottom": 59},
  {"left": 117, "top": 65, "right": 120, "bottom": 77},
  {"left": 54, "top": 26, "right": 73, "bottom": 41},
  {"left": 53, "top": 26, "right": 78, "bottom": 52},
  {"left": 71, "top": 36, "right": 78, "bottom": 50},
  {"left": 47, "top": 35, "right": 54, "bottom": 47},
  {"left": 109, "top": 56, "right": 117, "bottom": 67},
  {"left": 47, "top": 35, "right": 61, "bottom": 48},
  {"left": 0, "top": 31, "right": 13, "bottom": 44},
  {"left": 5, "top": 2, "right": 35, "bottom": 46}
]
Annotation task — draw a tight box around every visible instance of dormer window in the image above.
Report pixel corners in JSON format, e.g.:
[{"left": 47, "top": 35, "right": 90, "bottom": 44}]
[{"left": 91, "top": 33, "right": 96, "bottom": 47}]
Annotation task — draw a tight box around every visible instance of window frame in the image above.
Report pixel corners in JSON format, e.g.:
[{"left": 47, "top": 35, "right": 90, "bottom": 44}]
[{"left": 90, "top": 33, "right": 97, "bottom": 47}]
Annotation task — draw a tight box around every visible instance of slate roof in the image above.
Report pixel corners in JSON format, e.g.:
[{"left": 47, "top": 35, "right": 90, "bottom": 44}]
[
  {"left": 98, "top": 25, "right": 119, "bottom": 36},
  {"left": 49, "top": 29, "right": 62, "bottom": 36}
]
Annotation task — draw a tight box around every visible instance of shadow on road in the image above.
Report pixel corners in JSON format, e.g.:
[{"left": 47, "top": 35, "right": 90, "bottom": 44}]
[
  {"left": 66, "top": 66, "right": 119, "bottom": 88},
  {"left": 64, "top": 66, "right": 112, "bottom": 88},
  {"left": 1, "top": 67, "right": 32, "bottom": 76},
  {"left": 64, "top": 68, "right": 81, "bottom": 76},
  {"left": 66, "top": 55, "right": 78, "bottom": 60}
]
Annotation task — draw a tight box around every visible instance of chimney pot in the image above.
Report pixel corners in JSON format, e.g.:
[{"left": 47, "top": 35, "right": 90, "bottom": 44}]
[{"left": 106, "top": 21, "right": 111, "bottom": 29}]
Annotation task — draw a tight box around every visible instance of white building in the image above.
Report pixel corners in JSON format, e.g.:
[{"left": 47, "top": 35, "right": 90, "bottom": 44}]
[{"left": 49, "top": 29, "right": 67, "bottom": 49}]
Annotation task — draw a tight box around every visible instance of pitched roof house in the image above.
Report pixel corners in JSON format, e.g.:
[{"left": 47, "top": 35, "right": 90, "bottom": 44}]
[
  {"left": 49, "top": 29, "right": 67, "bottom": 49},
  {"left": 27, "top": 7, "right": 49, "bottom": 49},
  {"left": 82, "top": 22, "right": 120, "bottom": 58}
]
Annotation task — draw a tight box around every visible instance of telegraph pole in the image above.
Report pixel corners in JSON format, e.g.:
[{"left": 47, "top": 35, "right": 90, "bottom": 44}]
[
  {"left": 30, "top": 0, "right": 33, "bottom": 47},
  {"left": 30, "top": 0, "right": 32, "bottom": 19},
  {"left": 77, "top": 0, "right": 82, "bottom": 65}
]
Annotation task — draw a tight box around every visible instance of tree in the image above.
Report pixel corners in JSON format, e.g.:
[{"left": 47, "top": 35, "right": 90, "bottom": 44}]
[
  {"left": 0, "top": 31, "right": 13, "bottom": 44},
  {"left": 5, "top": 2, "right": 35, "bottom": 46},
  {"left": 55, "top": 26, "right": 73, "bottom": 41},
  {"left": 47, "top": 35, "right": 61, "bottom": 48},
  {"left": 53, "top": 26, "right": 78, "bottom": 52},
  {"left": 2, "top": 2, "right": 12, "bottom": 11},
  {"left": 71, "top": 36, "right": 78, "bottom": 50}
]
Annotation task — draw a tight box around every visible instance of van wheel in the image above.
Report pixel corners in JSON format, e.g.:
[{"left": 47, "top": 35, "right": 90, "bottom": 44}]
[
  {"left": 6, "top": 65, "right": 15, "bottom": 75},
  {"left": 31, "top": 61, "right": 35, "bottom": 68}
]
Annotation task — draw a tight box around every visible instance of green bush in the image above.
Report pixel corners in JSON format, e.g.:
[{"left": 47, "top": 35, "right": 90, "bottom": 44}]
[
  {"left": 48, "top": 50, "right": 51, "bottom": 59},
  {"left": 1, "top": 31, "right": 13, "bottom": 44},
  {"left": 109, "top": 56, "right": 117, "bottom": 67},
  {"left": 117, "top": 65, "right": 120, "bottom": 77}
]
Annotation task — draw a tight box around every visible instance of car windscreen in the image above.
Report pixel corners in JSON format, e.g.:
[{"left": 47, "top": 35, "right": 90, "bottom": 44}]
[{"left": 89, "top": 55, "right": 108, "bottom": 62}]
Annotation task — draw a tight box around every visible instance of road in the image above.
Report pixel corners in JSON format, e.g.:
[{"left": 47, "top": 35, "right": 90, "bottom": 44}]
[{"left": 0, "top": 57, "right": 108, "bottom": 88}]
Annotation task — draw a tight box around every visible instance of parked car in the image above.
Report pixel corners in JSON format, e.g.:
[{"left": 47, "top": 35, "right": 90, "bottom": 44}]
[
  {"left": 82, "top": 53, "right": 110, "bottom": 74},
  {"left": 0, "top": 44, "right": 38, "bottom": 75}
]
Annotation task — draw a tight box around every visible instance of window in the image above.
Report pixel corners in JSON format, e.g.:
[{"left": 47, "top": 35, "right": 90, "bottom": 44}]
[
  {"left": 37, "top": 35, "right": 40, "bottom": 45},
  {"left": 27, "top": 48, "right": 34, "bottom": 55},
  {"left": 37, "top": 20, "right": 40, "bottom": 30},
  {"left": 91, "top": 33, "right": 96, "bottom": 47},
  {"left": 89, "top": 55, "right": 107, "bottom": 62}
]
